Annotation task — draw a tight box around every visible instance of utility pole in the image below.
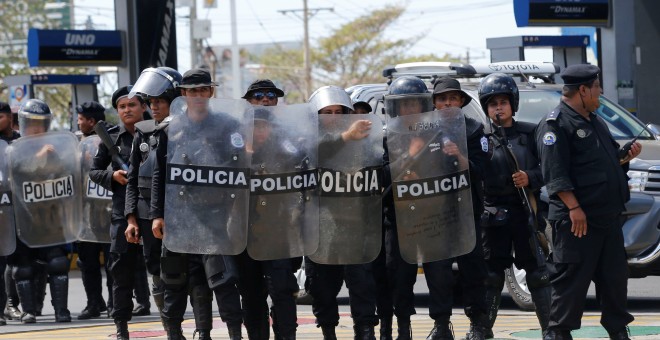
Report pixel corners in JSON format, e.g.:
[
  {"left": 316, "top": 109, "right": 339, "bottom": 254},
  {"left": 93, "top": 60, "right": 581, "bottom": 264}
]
[
  {"left": 278, "top": 2, "right": 333, "bottom": 99},
  {"left": 190, "top": 0, "right": 198, "bottom": 68}
]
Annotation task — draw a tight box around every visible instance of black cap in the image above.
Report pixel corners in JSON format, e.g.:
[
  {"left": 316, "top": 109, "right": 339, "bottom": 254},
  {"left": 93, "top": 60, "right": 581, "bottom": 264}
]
[
  {"left": 178, "top": 68, "right": 217, "bottom": 88},
  {"left": 112, "top": 85, "right": 131, "bottom": 109},
  {"left": 242, "top": 79, "right": 285, "bottom": 99},
  {"left": 0, "top": 101, "right": 10, "bottom": 114},
  {"left": 254, "top": 108, "right": 273, "bottom": 122},
  {"left": 432, "top": 77, "right": 472, "bottom": 107},
  {"left": 76, "top": 101, "right": 106, "bottom": 122},
  {"left": 353, "top": 101, "right": 372, "bottom": 113},
  {"left": 561, "top": 64, "right": 600, "bottom": 86}
]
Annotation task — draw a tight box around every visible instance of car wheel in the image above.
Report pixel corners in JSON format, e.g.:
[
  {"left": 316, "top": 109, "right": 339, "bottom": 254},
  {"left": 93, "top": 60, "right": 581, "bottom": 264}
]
[{"left": 504, "top": 265, "right": 535, "bottom": 311}]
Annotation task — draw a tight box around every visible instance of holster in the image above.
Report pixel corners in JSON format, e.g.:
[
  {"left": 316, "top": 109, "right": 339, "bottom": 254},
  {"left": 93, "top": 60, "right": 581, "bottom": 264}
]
[
  {"left": 480, "top": 206, "right": 510, "bottom": 227},
  {"left": 203, "top": 255, "right": 238, "bottom": 289}
]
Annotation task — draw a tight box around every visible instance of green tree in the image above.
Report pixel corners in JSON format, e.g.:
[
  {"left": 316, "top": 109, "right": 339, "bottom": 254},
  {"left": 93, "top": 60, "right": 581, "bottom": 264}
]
[
  {"left": 258, "top": 5, "right": 458, "bottom": 103},
  {"left": 0, "top": 1, "right": 86, "bottom": 130}
]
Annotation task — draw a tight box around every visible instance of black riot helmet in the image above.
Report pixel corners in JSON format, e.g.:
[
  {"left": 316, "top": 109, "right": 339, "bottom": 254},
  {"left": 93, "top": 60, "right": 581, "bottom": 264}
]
[
  {"left": 478, "top": 73, "right": 519, "bottom": 114},
  {"left": 128, "top": 67, "right": 182, "bottom": 104},
  {"left": 18, "top": 99, "right": 52, "bottom": 136},
  {"left": 384, "top": 76, "right": 433, "bottom": 118}
]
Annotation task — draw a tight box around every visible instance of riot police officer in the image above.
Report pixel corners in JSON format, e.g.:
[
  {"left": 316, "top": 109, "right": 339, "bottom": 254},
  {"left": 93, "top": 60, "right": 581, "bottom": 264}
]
[
  {"left": 477, "top": 74, "right": 551, "bottom": 338},
  {"left": 536, "top": 65, "right": 640, "bottom": 340},
  {"left": 89, "top": 86, "right": 146, "bottom": 339},
  {"left": 306, "top": 85, "right": 378, "bottom": 340},
  {"left": 237, "top": 78, "right": 301, "bottom": 340},
  {"left": 7, "top": 99, "right": 73, "bottom": 324},
  {"left": 124, "top": 67, "right": 185, "bottom": 332},
  {"left": 150, "top": 68, "right": 243, "bottom": 340},
  {"left": 0, "top": 101, "right": 17, "bottom": 326},
  {"left": 75, "top": 101, "right": 114, "bottom": 320}
]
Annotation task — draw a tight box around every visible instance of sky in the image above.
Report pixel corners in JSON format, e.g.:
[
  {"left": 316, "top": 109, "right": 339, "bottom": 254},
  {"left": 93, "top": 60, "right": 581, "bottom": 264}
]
[{"left": 73, "top": 0, "right": 561, "bottom": 71}]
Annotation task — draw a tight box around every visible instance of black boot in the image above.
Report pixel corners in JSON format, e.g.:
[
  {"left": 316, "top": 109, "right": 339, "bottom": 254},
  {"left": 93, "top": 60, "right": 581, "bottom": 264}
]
[
  {"left": 543, "top": 328, "right": 573, "bottom": 340},
  {"left": 115, "top": 320, "right": 130, "bottom": 340},
  {"left": 607, "top": 327, "right": 631, "bottom": 340},
  {"left": 132, "top": 265, "right": 151, "bottom": 316},
  {"left": 354, "top": 324, "right": 376, "bottom": 340},
  {"left": 77, "top": 302, "right": 102, "bottom": 320},
  {"left": 227, "top": 323, "right": 243, "bottom": 340},
  {"left": 396, "top": 320, "right": 412, "bottom": 340},
  {"left": 530, "top": 285, "right": 551, "bottom": 338},
  {"left": 193, "top": 329, "right": 212, "bottom": 340},
  {"left": 167, "top": 324, "right": 187, "bottom": 340},
  {"left": 483, "top": 286, "right": 502, "bottom": 339},
  {"left": 49, "top": 275, "right": 71, "bottom": 322},
  {"left": 426, "top": 318, "right": 454, "bottom": 340},
  {"left": 4, "top": 296, "right": 22, "bottom": 320},
  {"left": 465, "top": 319, "right": 486, "bottom": 340},
  {"left": 15, "top": 280, "right": 36, "bottom": 324},
  {"left": 321, "top": 325, "right": 338, "bottom": 340},
  {"left": 380, "top": 318, "right": 393, "bottom": 340}
]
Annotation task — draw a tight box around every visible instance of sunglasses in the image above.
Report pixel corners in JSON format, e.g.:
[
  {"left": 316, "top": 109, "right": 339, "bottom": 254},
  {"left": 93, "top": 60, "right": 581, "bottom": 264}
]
[{"left": 251, "top": 91, "right": 277, "bottom": 100}]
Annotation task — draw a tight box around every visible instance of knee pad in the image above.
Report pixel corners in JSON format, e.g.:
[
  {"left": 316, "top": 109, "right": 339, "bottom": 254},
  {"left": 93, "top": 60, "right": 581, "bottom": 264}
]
[
  {"left": 12, "top": 265, "right": 34, "bottom": 281},
  {"left": 525, "top": 267, "right": 550, "bottom": 289},
  {"left": 46, "top": 256, "right": 70, "bottom": 276}
]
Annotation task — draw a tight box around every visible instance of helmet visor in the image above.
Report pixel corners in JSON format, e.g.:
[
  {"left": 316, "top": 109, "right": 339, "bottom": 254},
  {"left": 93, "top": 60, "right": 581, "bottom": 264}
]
[
  {"left": 383, "top": 93, "right": 433, "bottom": 118},
  {"left": 129, "top": 68, "right": 177, "bottom": 99},
  {"left": 18, "top": 112, "right": 51, "bottom": 136}
]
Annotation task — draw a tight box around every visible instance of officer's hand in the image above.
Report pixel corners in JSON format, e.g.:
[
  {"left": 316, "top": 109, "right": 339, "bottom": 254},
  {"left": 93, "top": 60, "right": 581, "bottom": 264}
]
[
  {"left": 125, "top": 222, "right": 140, "bottom": 244},
  {"left": 36, "top": 144, "right": 55, "bottom": 158},
  {"left": 152, "top": 218, "right": 165, "bottom": 239},
  {"left": 512, "top": 170, "right": 529, "bottom": 188},
  {"left": 112, "top": 170, "right": 128, "bottom": 185},
  {"left": 442, "top": 140, "right": 461, "bottom": 157},
  {"left": 341, "top": 119, "right": 372, "bottom": 142},
  {"left": 409, "top": 137, "right": 424, "bottom": 157},
  {"left": 569, "top": 207, "right": 587, "bottom": 238},
  {"left": 628, "top": 141, "right": 642, "bottom": 159},
  {"left": 403, "top": 171, "right": 419, "bottom": 181}
]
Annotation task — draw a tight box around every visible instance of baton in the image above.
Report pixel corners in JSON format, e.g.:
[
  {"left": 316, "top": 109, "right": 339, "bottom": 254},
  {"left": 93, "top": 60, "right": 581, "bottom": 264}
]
[{"left": 94, "top": 120, "right": 129, "bottom": 172}]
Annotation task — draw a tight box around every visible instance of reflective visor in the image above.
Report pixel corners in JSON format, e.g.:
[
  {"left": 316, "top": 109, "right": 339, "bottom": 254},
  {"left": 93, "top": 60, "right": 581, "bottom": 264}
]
[{"left": 128, "top": 68, "right": 176, "bottom": 98}]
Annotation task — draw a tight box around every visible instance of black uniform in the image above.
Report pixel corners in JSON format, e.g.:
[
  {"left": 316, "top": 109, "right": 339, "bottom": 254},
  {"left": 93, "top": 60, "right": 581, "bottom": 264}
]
[
  {"left": 150, "top": 112, "right": 243, "bottom": 332},
  {"left": 536, "top": 101, "right": 634, "bottom": 334},
  {"left": 89, "top": 124, "right": 141, "bottom": 322},
  {"left": 305, "top": 133, "right": 378, "bottom": 334},
  {"left": 0, "top": 131, "right": 20, "bottom": 321},
  {"left": 481, "top": 120, "right": 551, "bottom": 333},
  {"left": 383, "top": 116, "right": 489, "bottom": 325}
]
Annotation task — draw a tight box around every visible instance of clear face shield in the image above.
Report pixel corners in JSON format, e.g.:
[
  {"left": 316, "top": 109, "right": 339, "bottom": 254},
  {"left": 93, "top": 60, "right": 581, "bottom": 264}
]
[
  {"left": 18, "top": 111, "right": 52, "bottom": 137},
  {"left": 383, "top": 93, "right": 433, "bottom": 118},
  {"left": 308, "top": 86, "right": 353, "bottom": 113},
  {"left": 129, "top": 68, "right": 177, "bottom": 99}
]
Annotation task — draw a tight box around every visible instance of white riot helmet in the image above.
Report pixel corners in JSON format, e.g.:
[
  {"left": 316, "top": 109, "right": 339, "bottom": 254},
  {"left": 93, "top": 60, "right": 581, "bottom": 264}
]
[{"left": 308, "top": 85, "right": 353, "bottom": 114}]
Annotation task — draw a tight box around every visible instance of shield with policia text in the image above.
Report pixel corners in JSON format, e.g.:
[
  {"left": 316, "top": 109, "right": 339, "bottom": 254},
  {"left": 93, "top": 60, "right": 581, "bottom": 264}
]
[
  {"left": 247, "top": 104, "right": 319, "bottom": 261},
  {"left": 309, "top": 113, "right": 384, "bottom": 264},
  {"left": 0, "top": 140, "right": 16, "bottom": 256},
  {"left": 164, "top": 97, "right": 253, "bottom": 255},
  {"left": 9, "top": 131, "right": 82, "bottom": 247},
  {"left": 386, "top": 107, "right": 475, "bottom": 264},
  {"left": 78, "top": 135, "right": 112, "bottom": 243}
]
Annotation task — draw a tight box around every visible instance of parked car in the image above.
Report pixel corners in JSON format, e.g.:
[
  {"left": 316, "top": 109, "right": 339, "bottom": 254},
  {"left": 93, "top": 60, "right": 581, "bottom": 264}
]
[{"left": 344, "top": 61, "right": 660, "bottom": 310}]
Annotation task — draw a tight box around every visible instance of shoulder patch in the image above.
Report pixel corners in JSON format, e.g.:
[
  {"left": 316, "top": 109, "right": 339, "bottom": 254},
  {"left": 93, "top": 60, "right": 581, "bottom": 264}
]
[
  {"left": 480, "top": 136, "right": 489, "bottom": 152},
  {"left": 546, "top": 110, "right": 560, "bottom": 121},
  {"left": 230, "top": 132, "right": 244, "bottom": 148},
  {"left": 282, "top": 140, "right": 298, "bottom": 154},
  {"left": 542, "top": 132, "right": 557, "bottom": 146}
]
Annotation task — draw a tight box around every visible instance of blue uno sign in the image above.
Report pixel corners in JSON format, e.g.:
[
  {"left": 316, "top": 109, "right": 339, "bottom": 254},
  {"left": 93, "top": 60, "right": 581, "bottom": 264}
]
[
  {"left": 27, "top": 29, "right": 123, "bottom": 67},
  {"left": 514, "top": 0, "right": 611, "bottom": 27}
]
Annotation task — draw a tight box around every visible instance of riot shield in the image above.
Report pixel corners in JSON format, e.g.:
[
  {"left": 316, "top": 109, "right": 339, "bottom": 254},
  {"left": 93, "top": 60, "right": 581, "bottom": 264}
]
[
  {"left": 309, "top": 114, "right": 383, "bottom": 264},
  {"left": 78, "top": 135, "right": 112, "bottom": 243},
  {"left": 163, "top": 97, "right": 253, "bottom": 255},
  {"left": 0, "top": 140, "right": 16, "bottom": 256},
  {"left": 386, "top": 107, "right": 475, "bottom": 264},
  {"left": 246, "top": 104, "right": 319, "bottom": 261},
  {"left": 8, "top": 131, "right": 82, "bottom": 247}
]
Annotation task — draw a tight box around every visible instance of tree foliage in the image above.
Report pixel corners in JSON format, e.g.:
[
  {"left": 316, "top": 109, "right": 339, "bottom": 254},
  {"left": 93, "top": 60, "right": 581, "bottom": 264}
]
[
  {"left": 257, "top": 5, "right": 458, "bottom": 103},
  {"left": 0, "top": 2, "right": 86, "bottom": 129}
]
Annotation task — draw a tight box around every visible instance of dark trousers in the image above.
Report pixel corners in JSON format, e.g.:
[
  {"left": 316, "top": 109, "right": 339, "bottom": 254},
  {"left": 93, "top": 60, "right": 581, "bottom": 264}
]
[
  {"left": 305, "top": 258, "right": 378, "bottom": 327},
  {"left": 547, "top": 217, "right": 634, "bottom": 333},
  {"left": 387, "top": 216, "right": 488, "bottom": 322},
  {"left": 235, "top": 251, "right": 298, "bottom": 337},
  {"left": 0, "top": 256, "right": 6, "bottom": 311},
  {"left": 77, "top": 242, "right": 112, "bottom": 307},
  {"left": 373, "top": 243, "right": 394, "bottom": 321},
  {"left": 109, "top": 244, "right": 140, "bottom": 321},
  {"left": 137, "top": 218, "right": 162, "bottom": 277}
]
